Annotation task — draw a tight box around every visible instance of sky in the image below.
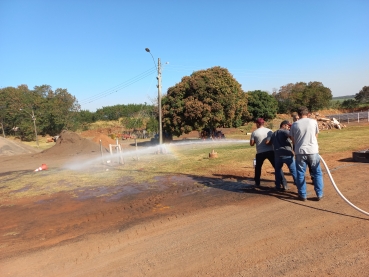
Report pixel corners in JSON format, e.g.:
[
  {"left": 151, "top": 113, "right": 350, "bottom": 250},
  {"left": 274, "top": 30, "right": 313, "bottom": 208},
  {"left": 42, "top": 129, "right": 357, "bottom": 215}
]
[{"left": 1, "top": 0, "right": 368, "bottom": 111}]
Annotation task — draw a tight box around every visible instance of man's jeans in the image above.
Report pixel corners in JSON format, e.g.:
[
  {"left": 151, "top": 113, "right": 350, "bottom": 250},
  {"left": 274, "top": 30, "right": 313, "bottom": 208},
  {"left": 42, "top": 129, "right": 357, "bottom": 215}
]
[
  {"left": 255, "top": 151, "right": 286, "bottom": 186},
  {"left": 274, "top": 155, "right": 298, "bottom": 189},
  {"left": 295, "top": 153, "right": 324, "bottom": 198}
]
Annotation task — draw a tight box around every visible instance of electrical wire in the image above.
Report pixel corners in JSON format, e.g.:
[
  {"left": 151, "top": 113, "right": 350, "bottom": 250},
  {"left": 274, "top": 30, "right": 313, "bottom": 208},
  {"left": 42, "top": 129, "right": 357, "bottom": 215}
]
[
  {"left": 320, "top": 155, "right": 369, "bottom": 216},
  {"left": 79, "top": 67, "right": 157, "bottom": 105}
]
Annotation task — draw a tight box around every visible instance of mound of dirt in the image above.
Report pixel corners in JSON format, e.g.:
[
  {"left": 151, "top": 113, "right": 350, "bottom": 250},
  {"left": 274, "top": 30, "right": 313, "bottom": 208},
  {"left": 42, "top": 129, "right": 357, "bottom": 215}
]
[
  {"left": 41, "top": 130, "right": 107, "bottom": 157},
  {"left": 91, "top": 133, "right": 117, "bottom": 150},
  {"left": 0, "top": 137, "right": 40, "bottom": 156}
]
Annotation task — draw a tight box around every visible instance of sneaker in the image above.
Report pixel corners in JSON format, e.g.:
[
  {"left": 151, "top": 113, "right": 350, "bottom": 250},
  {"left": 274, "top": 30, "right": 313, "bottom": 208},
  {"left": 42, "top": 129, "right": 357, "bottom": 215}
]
[{"left": 298, "top": 195, "right": 307, "bottom": 201}]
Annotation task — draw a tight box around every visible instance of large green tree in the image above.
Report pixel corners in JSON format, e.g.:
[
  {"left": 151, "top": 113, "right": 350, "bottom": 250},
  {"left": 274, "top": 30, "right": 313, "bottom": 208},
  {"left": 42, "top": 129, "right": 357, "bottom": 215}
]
[
  {"left": 162, "top": 66, "right": 250, "bottom": 136},
  {"left": 355, "top": 86, "right": 369, "bottom": 103},
  {"left": 273, "top": 81, "right": 332, "bottom": 113},
  {"left": 246, "top": 90, "right": 278, "bottom": 121}
]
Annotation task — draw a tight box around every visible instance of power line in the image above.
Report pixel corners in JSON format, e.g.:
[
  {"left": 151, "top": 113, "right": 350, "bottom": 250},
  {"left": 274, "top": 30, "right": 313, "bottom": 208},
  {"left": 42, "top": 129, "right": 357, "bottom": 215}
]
[{"left": 79, "top": 67, "right": 157, "bottom": 105}]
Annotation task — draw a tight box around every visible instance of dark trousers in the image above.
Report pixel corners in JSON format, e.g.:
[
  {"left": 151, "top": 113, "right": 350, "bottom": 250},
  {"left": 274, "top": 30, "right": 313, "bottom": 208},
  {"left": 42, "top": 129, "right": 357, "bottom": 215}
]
[{"left": 254, "top": 151, "right": 286, "bottom": 186}]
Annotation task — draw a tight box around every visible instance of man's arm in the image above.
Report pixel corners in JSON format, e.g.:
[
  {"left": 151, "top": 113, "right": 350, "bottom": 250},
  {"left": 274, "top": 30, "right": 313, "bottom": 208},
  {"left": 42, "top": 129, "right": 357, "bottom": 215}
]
[
  {"left": 265, "top": 135, "right": 272, "bottom": 145},
  {"left": 250, "top": 132, "right": 255, "bottom": 146}
]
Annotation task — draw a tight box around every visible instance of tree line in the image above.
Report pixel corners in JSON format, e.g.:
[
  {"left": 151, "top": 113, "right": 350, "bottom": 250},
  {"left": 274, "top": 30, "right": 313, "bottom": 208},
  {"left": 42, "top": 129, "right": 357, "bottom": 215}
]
[
  {"left": 0, "top": 85, "right": 156, "bottom": 140},
  {"left": 1, "top": 68, "right": 367, "bottom": 141}
]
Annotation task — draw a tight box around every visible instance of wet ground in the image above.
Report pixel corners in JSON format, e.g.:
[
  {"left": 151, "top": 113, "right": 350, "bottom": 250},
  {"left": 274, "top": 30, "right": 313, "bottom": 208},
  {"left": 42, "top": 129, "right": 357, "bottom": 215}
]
[{"left": 1, "top": 145, "right": 369, "bottom": 276}]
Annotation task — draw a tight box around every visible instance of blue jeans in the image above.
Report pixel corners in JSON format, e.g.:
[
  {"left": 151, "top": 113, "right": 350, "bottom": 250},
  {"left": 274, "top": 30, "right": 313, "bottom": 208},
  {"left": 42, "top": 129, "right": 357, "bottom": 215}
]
[
  {"left": 274, "top": 155, "right": 298, "bottom": 188},
  {"left": 255, "top": 151, "right": 286, "bottom": 186},
  {"left": 295, "top": 154, "right": 324, "bottom": 198}
]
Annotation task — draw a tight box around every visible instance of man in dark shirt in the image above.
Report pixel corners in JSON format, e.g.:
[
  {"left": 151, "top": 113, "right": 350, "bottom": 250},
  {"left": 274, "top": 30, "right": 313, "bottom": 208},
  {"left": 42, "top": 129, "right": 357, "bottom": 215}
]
[{"left": 267, "top": 120, "right": 297, "bottom": 191}]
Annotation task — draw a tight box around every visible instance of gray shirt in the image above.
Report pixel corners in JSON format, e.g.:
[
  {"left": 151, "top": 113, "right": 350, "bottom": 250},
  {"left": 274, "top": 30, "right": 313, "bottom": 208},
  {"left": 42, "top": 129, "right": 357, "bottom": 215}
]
[
  {"left": 290, "top": 118, "right": 319, "bottom": 154},
  {"left": 251, "top": 127, "right": 273, "bottom": 154},
  {"left": 270, "top": 129, "right": 293, "bottom": 156}
]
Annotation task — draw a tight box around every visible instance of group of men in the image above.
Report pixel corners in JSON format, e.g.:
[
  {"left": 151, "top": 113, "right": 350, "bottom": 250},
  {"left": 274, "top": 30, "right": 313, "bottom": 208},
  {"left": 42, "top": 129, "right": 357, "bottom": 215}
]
[{"left": 250, "top": 106, "right": 324, "bottom": 201}]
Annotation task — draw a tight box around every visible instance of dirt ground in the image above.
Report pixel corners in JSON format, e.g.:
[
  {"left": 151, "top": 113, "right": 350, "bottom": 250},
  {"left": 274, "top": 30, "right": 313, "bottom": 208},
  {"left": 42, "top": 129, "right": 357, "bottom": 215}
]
[{"left": 0, "top": 129, "right": 368, "bottom": 276}]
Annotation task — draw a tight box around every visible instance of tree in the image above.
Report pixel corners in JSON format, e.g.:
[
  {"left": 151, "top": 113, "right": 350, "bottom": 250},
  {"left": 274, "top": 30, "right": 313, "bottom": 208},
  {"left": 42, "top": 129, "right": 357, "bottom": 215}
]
[
  {"left": 247, "top": 90, "right": 278, "bottom": 121},
  {"left": 94, "top": 104, "right": 154, "bottom": 121},
  {"left": 355, "top": 86, "right": 369, "bottom": 103},
  {"left": 273, "top": 81, "right": 332, "bottom": 113},
  {"left": 272, "top": 83, "right": 297, "bottom": 114},
  {"left": 340, "top": 99, "right": 358, "bottom": 110},
  {"left": 162, "top": 66, "right": 250, "bottom": 136},
  {"left": 0, "top": 85, "right": 81, "bottom": 140},
  {"left": 304, "top": 81, "right": 332, "bottom": 111}
]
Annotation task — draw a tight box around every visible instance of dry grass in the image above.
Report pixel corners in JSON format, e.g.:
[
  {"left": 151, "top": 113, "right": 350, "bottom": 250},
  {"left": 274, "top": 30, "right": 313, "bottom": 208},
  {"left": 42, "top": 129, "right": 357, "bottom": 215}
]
[
  {"left": 2, "top": 124, "right": 369, "bottom": 200},
  {"left": 21, "top": 138, "right": 55, "bottom": 150},
  {"left": 88, "top": 120, "right": 122, "bottom": 130}
]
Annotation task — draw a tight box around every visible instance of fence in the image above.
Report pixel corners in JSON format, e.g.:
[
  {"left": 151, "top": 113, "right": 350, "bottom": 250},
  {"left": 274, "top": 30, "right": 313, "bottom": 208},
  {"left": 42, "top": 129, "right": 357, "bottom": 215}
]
[{"left": 325, "top": 111, "right": 369, "bottom": 124}]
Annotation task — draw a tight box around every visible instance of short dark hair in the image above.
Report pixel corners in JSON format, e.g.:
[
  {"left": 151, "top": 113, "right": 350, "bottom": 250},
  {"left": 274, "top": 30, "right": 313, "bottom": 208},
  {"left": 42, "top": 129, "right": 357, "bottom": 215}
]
[
  {"left": 297, "top": 106, "right": 309, "bottom": 117},
  {"left": 280, "top": 120, "right": 291, "bottom": 128}
]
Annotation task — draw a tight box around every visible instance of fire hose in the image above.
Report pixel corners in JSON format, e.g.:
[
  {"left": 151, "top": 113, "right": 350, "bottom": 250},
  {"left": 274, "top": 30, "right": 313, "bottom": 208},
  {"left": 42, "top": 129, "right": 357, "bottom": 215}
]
[{"left": 320, "top": 155, "right": 369, "bottom": 216}]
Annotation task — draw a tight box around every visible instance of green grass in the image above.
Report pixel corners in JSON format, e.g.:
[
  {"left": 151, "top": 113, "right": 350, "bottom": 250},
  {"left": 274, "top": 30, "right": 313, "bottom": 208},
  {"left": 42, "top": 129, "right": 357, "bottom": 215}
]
[
  {"left": 2, "top": 125, "right": 369, "bottom": 199},
  {"left": 318, "top": 125, "right": 369, "bottom": 154}
]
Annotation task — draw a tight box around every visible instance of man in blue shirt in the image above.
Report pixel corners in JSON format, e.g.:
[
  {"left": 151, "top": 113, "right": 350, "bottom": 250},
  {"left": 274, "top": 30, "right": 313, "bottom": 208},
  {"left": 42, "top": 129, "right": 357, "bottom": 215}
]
[{"left": 267, "top": 120, "right": 297, "bottom": 191}]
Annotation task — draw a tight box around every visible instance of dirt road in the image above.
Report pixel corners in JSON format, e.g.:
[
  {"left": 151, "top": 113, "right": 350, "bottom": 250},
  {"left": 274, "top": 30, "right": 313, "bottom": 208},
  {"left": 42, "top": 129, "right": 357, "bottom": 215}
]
[{"left": 1, "top": 142, "right": 368, "bottom": 276}]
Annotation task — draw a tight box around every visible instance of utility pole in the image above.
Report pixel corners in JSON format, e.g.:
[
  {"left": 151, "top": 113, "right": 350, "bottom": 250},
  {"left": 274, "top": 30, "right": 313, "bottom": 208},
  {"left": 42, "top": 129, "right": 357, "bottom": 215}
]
[
  {"left": 157, "top": 58, "right": 163, "bottom": 145},
  {"left": 145, "top": 48, "right": 163, "bottom": 145}
]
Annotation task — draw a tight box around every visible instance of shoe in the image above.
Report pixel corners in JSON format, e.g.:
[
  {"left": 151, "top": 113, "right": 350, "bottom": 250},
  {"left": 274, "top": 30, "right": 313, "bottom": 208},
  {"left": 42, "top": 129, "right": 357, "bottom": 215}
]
[
  {"left": 282, "top": 184, "right": 289, "bottom": 191},
  {"left": 254, "top": 183, "right": 260, "bottom": 187},
  {"left": 298, "top": 195, "right": 307, "bottom": 201},
  {"left": 317, "top": 195, "right": 324, "bottom": 201}
]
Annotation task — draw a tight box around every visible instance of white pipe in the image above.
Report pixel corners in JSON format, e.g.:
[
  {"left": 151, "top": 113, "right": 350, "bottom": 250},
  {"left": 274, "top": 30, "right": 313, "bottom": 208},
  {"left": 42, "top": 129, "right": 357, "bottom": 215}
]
[{"left": 320, "top": 155, "right": 369, "bottom": 216}]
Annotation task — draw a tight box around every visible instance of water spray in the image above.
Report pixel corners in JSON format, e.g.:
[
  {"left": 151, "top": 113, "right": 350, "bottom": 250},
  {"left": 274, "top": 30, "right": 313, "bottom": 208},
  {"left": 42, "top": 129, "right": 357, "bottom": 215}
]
[{"left": 320, "top": 155, "right": 369, "bottom": 216}]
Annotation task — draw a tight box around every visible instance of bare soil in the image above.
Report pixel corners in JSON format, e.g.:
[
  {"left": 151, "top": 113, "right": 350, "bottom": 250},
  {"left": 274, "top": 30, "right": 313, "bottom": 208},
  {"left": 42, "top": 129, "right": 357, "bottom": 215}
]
[{"left": 0, "top": 129, "right": 368, "bottom": 277}]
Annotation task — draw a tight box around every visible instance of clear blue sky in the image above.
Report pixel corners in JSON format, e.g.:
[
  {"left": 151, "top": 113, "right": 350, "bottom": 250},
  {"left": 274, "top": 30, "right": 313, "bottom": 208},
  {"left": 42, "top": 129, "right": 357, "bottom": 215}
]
[{"left": 1, "top": 0, "right": 368, "bottom": 111}]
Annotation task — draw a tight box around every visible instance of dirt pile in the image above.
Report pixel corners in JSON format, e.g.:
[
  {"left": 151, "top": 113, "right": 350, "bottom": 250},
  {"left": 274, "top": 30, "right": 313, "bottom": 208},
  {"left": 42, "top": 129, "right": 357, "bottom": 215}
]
[
  {"left": 91, "top": 133, "right": 117, "bottom": 150},
  {"left": 0, "top": 137, "right": 40, "bottom": 156},
  {"left": 40, "top": 130, "right": 107, "bottom": 157}
]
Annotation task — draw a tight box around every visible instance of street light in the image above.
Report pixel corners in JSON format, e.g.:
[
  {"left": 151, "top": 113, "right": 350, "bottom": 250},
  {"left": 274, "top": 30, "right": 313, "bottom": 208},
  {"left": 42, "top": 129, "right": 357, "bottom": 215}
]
[
  {"left": 145, "top": 47, "right": 163, "bottom": 145},
  {"left": 20, "top": 108, "right": 39, "bottom": 147}
]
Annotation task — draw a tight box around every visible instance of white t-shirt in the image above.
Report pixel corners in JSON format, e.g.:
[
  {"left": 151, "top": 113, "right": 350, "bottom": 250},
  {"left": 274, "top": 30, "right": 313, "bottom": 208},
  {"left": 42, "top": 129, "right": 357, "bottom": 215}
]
[
  {"left": 251, "top": 127, "right": 273, "bottom": 154},
  {"left": 290, "top": 118, "right": 319, "bottom": 154}
]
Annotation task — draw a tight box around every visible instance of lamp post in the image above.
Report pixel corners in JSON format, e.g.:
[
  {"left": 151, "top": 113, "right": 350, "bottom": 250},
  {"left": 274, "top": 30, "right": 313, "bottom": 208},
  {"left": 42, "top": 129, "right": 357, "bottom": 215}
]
[
  {"left": 145, "top": 48, "right": 163, "bottom": 145},
  {"left": 20, "top": 108, "right": 39, "bottom": 147}
]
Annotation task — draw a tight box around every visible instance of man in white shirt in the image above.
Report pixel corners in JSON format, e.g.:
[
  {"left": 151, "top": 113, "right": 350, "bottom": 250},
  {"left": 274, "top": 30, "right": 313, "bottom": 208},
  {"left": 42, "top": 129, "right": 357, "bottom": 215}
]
[
  {"left": 290, "top": 106, "right": 324, "bottom": 201},
  {"left": 250, "top": 118, "right": 286, "bottom": 188}
]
